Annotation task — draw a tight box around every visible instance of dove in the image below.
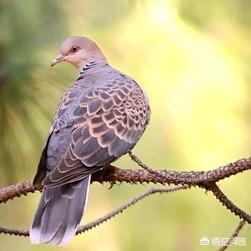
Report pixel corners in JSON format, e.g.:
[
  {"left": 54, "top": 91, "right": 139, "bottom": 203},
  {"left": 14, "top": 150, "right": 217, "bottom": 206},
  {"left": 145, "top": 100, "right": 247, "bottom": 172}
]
[{"left": 30, "top": 36, "right": 151, "bottom": 245}]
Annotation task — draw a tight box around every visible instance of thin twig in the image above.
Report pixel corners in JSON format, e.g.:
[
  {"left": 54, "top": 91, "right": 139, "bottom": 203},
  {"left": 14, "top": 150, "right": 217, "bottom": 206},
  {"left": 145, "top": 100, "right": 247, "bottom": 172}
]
[
  {"left": 0, "top": 226, "right": 28, "bottom": 237},
  {"left": 128, "top": 151, "right": 251, "bottom": 185},
  {"left": 77, "top": 184, "right": 190, "bottom": 234},
  {"left": 218, "top": 220, "right": 246, "bottom": 251},
  {"left": 206, "top": 183, "right": 251, "bottom": 223},
  {"left": 128, "top": 151, "right": 251, "bottom": 224},
  {"left": 1, "top": 153, "right": 251, "bottom": 238},
  {"left": 128, "top": 153, "right": 250, "bottom": 250},
  {"left": 0, "top": 185, "right": 190, "bottom": 237}
]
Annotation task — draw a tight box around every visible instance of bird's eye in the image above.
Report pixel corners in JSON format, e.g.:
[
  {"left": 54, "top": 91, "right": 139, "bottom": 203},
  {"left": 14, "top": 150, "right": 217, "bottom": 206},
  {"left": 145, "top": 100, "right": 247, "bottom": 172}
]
[{"left": 71, "top": 46, "right": 79, "bottom": 53}]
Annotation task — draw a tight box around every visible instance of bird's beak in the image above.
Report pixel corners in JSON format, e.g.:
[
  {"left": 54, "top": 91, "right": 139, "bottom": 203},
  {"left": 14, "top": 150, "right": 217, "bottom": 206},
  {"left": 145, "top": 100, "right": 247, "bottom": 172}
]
[{"left": 50, "top": 54, "right": 65, "bottom": 67}]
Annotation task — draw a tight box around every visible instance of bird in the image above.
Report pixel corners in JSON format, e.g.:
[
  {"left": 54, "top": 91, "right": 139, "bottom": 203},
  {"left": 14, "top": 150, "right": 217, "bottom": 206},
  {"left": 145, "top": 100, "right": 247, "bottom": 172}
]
[{"left": 30, "top": 36, "right": 151, "bottom": 245}]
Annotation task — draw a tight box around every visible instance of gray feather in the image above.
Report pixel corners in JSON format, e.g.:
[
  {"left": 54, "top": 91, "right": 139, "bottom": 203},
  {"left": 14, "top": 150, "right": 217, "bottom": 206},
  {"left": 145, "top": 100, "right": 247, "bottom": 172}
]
[
  {"left": 31, "top": 59, "right": 150, "bottom": 246},
  {"left": 30, "top": 176, "right": 90, "bottom": 245}
]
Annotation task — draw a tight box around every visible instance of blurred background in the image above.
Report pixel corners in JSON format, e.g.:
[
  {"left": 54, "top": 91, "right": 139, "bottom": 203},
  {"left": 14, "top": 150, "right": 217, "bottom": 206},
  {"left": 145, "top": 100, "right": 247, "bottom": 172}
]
[{"left": 1, "top": 0, "right": 251, "bottom": 250}]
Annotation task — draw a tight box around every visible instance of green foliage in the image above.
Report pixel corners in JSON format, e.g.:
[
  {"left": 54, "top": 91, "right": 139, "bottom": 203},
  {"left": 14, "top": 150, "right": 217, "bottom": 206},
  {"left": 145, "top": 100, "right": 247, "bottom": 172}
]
[{"left": 0, "top": 0, "right": 67, "bottom": 182}]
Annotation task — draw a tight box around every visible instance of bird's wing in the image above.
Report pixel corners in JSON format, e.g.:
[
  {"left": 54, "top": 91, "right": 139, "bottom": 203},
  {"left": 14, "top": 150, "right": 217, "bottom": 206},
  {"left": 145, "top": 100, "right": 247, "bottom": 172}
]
[{"left": 42, "top": 77, "right": 150, "bottom": 187}]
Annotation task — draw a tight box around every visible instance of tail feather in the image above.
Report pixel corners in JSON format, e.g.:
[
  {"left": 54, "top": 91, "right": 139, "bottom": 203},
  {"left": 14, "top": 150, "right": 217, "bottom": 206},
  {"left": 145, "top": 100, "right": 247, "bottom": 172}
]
[{"left": 30, "top": 176, "right": 90, "bottom": 245}]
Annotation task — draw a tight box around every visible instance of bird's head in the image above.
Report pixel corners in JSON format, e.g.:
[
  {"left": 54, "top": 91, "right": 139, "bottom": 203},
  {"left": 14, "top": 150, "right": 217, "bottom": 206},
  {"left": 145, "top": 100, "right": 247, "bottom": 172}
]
[{"left": 51, "top": 36, "right": 106, "bottom": 70}]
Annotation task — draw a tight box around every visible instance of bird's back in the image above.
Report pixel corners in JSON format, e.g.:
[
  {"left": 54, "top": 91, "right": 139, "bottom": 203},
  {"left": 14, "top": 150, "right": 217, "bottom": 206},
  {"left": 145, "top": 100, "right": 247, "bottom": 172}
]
[
  {"left": 31, "top": 62, "right": 150, "bottom": 245},
  {"left": 31, "top": 36, "right": 151, "bottom": 246}
]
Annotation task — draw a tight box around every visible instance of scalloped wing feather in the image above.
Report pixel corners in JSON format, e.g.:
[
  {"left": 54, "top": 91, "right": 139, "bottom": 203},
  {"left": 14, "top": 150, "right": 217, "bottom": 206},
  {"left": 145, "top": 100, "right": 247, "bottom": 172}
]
[{"left": 41, "top": 69, "right": 150, "bottom": 187}]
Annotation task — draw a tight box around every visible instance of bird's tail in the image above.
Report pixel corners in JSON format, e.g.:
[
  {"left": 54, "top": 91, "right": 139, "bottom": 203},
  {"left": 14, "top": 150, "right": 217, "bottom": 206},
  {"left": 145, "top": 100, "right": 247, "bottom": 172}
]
[{"left": 30, "top": 176, "right": 90, "bottom": 245}]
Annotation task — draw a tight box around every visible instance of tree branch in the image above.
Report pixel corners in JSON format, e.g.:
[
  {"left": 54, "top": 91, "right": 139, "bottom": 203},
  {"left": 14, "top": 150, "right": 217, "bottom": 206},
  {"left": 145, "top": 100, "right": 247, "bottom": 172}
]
[
  {"left": 128, "top": 152, "right": 251, "bottom": 185},
  {"left": 2, "top": 155, "right": 251, "bottom": 204},
  {"left": 1, "top": 152, "right": 251, "bottom": 239},
  {"left": 206, "top": 183, "right": 251, "bottom": 222},
  {"left": 0, "top": 185, "right": 190, "bottom": 237}
]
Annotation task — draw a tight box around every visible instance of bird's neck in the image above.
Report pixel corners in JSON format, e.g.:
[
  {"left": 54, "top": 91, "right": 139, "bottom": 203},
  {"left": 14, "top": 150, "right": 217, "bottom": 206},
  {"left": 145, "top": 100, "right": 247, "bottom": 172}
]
[
  {"left": 76, "top": 59, "right": 108, "bottom": 81},
  {"left": 78, "top": 58, "right": 108, "bottom": 74}
]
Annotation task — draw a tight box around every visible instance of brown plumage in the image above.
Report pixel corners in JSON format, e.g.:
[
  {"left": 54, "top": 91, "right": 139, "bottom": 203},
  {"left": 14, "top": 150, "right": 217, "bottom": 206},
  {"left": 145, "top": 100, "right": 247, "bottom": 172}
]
[{"left": 30, "top": 36, "right": 150, "bottom": 245}]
